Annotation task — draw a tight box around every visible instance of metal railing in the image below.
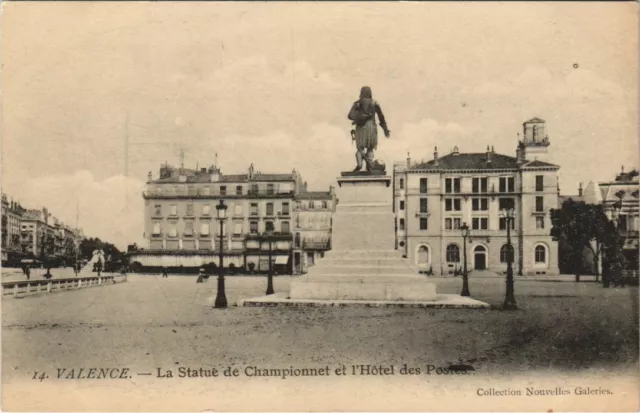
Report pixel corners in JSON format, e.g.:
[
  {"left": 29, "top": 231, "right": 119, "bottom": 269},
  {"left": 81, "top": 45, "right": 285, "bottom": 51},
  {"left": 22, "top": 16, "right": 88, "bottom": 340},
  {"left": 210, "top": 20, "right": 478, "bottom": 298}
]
[{"left": 2, "top": 274, "right": 127, "bottom": 298}]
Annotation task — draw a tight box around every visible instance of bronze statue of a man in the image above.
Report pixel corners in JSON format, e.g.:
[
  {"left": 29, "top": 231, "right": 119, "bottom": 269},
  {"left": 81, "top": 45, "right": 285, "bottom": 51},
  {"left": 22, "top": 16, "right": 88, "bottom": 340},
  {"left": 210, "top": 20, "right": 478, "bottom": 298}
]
[{"left": 348, "top": 86, "right": 391, "bottom": 172}]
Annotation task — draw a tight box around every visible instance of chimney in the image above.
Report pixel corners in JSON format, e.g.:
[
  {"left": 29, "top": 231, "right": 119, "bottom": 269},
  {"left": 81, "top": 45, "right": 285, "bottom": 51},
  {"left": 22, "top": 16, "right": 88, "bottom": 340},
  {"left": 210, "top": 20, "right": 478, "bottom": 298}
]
[
  {"left": 147, "top": 171, "right": 152, "bottom": 182},
  {"left": 433, "top": 147, "right": 438, "bottom": 165},
  {"left": 578, "top": 182, "right": 583, "bottom": 197},
  {"left": 407, "top": 152, "right": 411, "bottom": 167},
  {"left": 329, "top": 185, "right": 335, "bottom": 196},
  {"left": 486, "top": 146, "right": 492, "bottom": 163},
  {"left": 452, "top": 146, "right": 459, "bottom": 155},
  {"left": 248, "top": 163, "right": 255, "bottom": 179}
]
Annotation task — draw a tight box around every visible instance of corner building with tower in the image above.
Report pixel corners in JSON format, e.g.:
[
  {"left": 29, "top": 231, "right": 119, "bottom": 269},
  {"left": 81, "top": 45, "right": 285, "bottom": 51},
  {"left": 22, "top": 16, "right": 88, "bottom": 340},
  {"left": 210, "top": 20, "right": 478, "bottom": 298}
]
[{"left": 393, "top": 118, "right": 560, "bottom": 276}]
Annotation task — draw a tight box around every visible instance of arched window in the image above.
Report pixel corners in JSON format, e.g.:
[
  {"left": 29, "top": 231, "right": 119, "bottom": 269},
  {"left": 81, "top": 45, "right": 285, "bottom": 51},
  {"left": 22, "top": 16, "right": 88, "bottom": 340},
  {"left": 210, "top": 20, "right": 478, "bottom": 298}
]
[
  {"left": 446, "top": 244, "right": 460, "bottom": 262},
  {"left": 417, "top": 245, "right": 429, "bottom": 265},
  {"left": 500, "top": 244, "right": 514, "bottom": 263},
  {"left": 535, "top": 245, "right": 547, "bottom": 263},
  {"left": 294, "top": 233, "right": 301, "bottom": 248}
]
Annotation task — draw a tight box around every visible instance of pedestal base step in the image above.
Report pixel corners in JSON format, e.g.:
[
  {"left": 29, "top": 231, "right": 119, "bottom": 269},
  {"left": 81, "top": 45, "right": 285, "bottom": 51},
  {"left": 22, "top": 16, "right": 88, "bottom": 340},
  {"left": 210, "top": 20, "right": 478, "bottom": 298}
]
[
  {"left": 240, "top": 293, "right": 491, "bottom": 309},
  {"left": 290, "top": 280, "right": 437, "bottom": 301}
]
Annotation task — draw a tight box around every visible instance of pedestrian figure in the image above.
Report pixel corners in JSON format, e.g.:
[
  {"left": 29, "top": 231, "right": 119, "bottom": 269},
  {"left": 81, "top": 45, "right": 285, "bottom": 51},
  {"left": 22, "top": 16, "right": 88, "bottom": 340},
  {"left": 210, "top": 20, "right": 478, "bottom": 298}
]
[
  {"left": 347, "top": 86, "right": 391, "bottom": 172},
  {"left": 162, "top": 267, "right": 168, "bottom": 278},
  {"left": 43, "top": 268, "right": 53, "bottom": 280},
  {"left": 25, "top": 265, "right": 31, "bottom": 281},
  {"left": 95, "top": 260, "right": 102, "bottom": 277}
]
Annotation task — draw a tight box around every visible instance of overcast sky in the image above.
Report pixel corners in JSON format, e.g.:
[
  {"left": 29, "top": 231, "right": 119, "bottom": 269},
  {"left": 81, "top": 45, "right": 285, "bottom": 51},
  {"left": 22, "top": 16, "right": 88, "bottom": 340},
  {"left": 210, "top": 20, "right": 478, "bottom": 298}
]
[{"left": 1, "top": 2, "right": 637, "bottom": 249}]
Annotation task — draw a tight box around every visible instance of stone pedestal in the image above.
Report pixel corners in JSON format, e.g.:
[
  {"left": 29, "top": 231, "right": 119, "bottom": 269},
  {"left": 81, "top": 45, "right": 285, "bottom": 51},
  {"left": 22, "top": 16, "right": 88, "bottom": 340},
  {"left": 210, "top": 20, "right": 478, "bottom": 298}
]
[{"left": 289, "top": 174, "right": 437, "bottom": 302}]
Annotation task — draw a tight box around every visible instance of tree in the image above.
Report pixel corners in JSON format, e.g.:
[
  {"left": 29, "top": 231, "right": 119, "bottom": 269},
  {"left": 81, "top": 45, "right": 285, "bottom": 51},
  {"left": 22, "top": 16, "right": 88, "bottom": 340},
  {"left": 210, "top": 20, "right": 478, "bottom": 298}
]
[
  {"left": 601, "top": 220, "right": 626, "bottom": 287},
  {"left": 551, "top": 199, "right": 610, "bottom": 282}
]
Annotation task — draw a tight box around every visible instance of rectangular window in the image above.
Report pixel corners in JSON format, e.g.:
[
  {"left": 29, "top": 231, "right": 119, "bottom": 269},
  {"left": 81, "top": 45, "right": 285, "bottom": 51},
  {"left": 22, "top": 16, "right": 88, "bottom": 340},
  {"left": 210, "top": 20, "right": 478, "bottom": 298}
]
[
  {"left": 400, "top": 200, "right": 405, "bottom": 211},
  {"left": 169, "top": 224, "right": 177, "bottom": 238},
  {"left": 266, "top": 203, "right": 274, "bottom": 216},
  {"left": 445, "top": 179, "right": 452, "bottom": 194},
  {"left": 399, "top": 178, "right": 405, "bottom": 190},
  {"left": 420, "top": 198, "right": 428, "bottom": 213},
  {"left": 249, "top": 221, "right": 258, "bottom": 234},
  {"left": 154, "top": 205, "right": 162, "bottom": 216},
  {"left": 236, "top": 185, "right": 243, "bottom": 196},
  {"left": 203, "top": 187, "right": 211, "bottom": 196},
  {"left": 219, "top": 186, "right": 227, "bottom": 196},
  {"left": 499, "top": 198, "right": 515, "bottom": 210},
  {"left": 536, "top": 196, "right": 544, "bottom": 212},
  {"left": 499, "top": 177, "right": 515, "bottom": 193},
  {"left": 265, "top": 221, "right": 275, "bottom": 232},
  {"left": 446, "top": 198, "right": 461, "bottom": 211},
  {"left": 419, "top": 217, "right": 428, "bottom": 230},
  {"left": 184, "top": 221, "right": 194, "bottom": 236},
  {"left": 309, "top": 201, "right": 315, "bottom": 209},
  {"left": 234, "top": 222, "right": 242, "bottom": 235},
  {"left": 152, "top": 222, "right": 161, "bottom": 235},
  {"left": 282, "top": 202, "right": 290, "bottom": 216},
  {"left": 186, "top": 204, "right": 194, "bottom": 216},
  {"left": 445, "top": 178, "right": 461, "bottom": 193},
  {"left": 250, "top": 184, "right": 259, "bottom": 195},
  {"left": 445, "top": 218, "right": 452, "bottom": 230},
  {"left": 535, "top": 175, "right": 544, "bottom": 192},
  {"left": 202, "top": 205, "right": 211, "bottom": 216},
  {"left": 499, "top": 217, "right": 515, "bottom": 230},
  {"left": 267, "top": 184, "right": 275, "bottom": 195},
  {"left": 250, "top": 203, "right": 258, "bottom": 216},
  {"left": 234, "top": 204, "right": 243, "bottom": 216},
  {"left": 170, "top": 205, "right": 177, "bottom": 216},
  {"left": 453, "top": 178, "right": 461, "bottom": 193},
  {"left": 399, "top": 218, "right": 405, "bottom": 231},
  {"left": 472, "top": 178, "right": 487, "bottom": 193},
  {"left": 472, "top": 198, "right": 489, "bottom": 211},
  {"left": 281, "top": 221, "right": 290, "bottom": 234},
  {"left": 453, "top": 218, "right": 461, "bottom": 230},
  {"left": 472, "top": 218, "right": 489, "bottom": 230},
  {"left": 419, "top": 178, "right": 428, "bottom": 193},
  {"left": 536, "top": 216, "right": 545, "bottom": 229},
  {"left": 200, "top": 222, "right": 210, "bottom": 236}
]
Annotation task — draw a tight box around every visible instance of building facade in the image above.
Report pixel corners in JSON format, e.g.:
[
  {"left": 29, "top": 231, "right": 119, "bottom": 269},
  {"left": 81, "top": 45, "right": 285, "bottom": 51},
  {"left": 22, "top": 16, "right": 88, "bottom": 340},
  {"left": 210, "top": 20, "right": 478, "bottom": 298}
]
[
  {"left": 132, "top": 162, "right": 335, "bottom": 273},
  {"left": 1, "top": 194, "right": 25, "bottom": 264},
  {"left": 580, "top": 169, "right": 640, "bottom": 273},
  {"left": 292, "top": 188, "right": 336, "bottom": 274},
  {"left": 393, "top": 118, "right": 560, "bottom": 276}
]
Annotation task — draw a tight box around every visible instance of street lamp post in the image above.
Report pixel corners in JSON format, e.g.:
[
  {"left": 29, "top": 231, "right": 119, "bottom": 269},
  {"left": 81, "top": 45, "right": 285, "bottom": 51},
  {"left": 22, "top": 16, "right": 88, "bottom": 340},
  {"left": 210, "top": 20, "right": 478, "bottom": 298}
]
[
  {"left": 502, "top": 208, "right": 517, "bottom": 310},
  {"left": 214, "top": 200, "right": 228, "bottom": 309},
  {"left": 606, "top": 200, "right": 623, "bottom": 288},
  {"left": 265, "top": 229, "right": 275, "bottom": 295},
  {"left": 460, "top": 222, "right": 471, "bottom": 297}
]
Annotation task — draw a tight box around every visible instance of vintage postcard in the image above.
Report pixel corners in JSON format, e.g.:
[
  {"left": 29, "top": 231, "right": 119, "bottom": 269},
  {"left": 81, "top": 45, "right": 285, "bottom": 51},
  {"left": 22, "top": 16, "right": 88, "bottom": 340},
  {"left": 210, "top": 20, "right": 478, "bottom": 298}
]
[{"left": 1, "top": 1, "right": 638, "bottom": 412}]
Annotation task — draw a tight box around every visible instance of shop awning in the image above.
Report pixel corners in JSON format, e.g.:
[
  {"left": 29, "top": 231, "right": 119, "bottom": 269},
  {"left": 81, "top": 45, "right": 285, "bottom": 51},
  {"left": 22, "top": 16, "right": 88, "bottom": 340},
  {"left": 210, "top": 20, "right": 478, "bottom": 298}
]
[{"left": 275, "top": 255, "right": 289, "bottom": 265}]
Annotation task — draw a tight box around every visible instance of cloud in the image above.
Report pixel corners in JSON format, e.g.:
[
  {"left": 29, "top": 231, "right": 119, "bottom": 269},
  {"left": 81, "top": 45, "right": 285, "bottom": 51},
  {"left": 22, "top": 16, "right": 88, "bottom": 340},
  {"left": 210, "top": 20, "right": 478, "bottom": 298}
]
[{"left": 4, "top": 171, "right": 145, "bottom": 250}]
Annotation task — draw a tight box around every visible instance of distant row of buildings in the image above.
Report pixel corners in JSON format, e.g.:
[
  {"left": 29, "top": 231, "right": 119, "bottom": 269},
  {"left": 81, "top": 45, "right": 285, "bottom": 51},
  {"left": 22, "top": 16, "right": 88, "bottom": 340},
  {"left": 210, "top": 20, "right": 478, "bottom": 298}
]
[
  {"left": 133, "top": 117, "right": 639, "bottom": 276},
  {"left": 1, "top": 193, "right": 84, "bottom": 266},
  {"left": 129, "top": 163, "right": 336, "bottom": 274}
]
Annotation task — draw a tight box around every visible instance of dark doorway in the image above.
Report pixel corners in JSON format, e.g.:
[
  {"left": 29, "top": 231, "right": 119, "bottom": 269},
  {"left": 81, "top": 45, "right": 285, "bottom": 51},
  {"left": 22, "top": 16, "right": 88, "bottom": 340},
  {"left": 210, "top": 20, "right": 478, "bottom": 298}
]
[{"left": 474, "top": 253, "right": 486, "bottom": 270}]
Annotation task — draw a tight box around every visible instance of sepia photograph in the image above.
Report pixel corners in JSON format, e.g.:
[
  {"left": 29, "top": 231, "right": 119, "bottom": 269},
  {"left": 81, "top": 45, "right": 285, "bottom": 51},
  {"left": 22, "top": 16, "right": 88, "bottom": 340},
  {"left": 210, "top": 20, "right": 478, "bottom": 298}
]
[{"left": 1, "top": 1, "right": 638, "bottom": 411}]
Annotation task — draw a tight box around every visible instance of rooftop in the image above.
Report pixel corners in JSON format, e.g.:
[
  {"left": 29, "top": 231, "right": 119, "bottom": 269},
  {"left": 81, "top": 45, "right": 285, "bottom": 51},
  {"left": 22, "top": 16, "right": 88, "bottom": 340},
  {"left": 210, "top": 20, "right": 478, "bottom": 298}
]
[
  {"left": 410, "top": 152, "right": 558, "bottom": 171},
  {"left": 294, "top": 191, "right": 332, "bottom": 201}
]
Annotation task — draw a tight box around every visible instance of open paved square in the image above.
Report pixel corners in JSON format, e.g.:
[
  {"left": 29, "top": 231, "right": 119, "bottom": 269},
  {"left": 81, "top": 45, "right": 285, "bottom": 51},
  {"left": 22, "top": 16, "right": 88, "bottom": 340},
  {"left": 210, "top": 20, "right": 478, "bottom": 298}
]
[{"left": 3, "top": 274, "right": 638, "bottom": 379}]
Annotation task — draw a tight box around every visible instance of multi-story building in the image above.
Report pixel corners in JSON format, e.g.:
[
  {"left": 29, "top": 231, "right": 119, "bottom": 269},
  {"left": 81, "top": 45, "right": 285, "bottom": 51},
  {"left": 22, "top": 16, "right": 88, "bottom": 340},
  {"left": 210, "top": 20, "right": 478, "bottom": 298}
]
[
  {"left": 393, "top": 117, "right": 560, "bottom": 276},
  {"left": 292, "top": 187, "right": 336, "bottom": 274},
  {"left": 2, "top": 194, "right": 25, "bottom": 264},
  {"left": 20, "top": 207, "right": 54, "bottom": 258},
  {"left": 578, "top": 168, "right": 640, "bottom": 273},
  {"left": 132, "top": 162, "right": 335, "bottom": 273}
]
